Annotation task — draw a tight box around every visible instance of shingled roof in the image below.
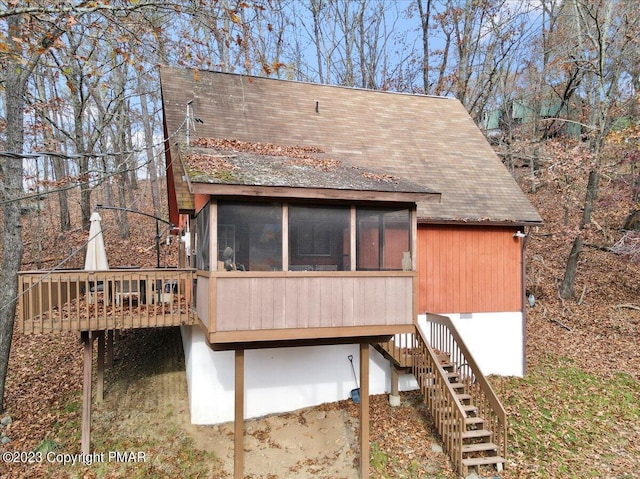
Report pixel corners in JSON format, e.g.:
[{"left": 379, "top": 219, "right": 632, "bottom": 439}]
[{"left": 160, "top": 66, "right": 541, "bottom": 224}]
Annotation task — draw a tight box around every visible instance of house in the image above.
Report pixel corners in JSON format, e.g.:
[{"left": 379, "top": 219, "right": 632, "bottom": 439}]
[
  {"left": 481, "top": 98, "right": 582, "bottom": 139},
  {"left": 159, "top": 67, "right": 541, "bottom": 475},
  {"left": 17, "top": 65, "right": 541, "bottom": 478}
]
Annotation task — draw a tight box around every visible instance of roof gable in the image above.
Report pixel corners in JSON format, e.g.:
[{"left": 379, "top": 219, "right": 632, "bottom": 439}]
[{"left": 160, "top": 66, "right": 541, "bottom": 224}]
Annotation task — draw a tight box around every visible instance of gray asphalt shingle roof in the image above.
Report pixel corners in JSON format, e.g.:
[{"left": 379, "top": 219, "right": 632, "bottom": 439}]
[{"left": 160, "top": 66, "right": 541, "bottom": 224}]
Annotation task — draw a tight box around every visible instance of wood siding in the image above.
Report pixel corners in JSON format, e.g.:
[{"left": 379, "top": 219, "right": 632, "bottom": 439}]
[
  {"left": 195, "top": 272, "right": 211, "bottom": 329},
  {"left": 210, "top": 272, "right": 414, "bottom": 335},
  {"left": 417, "top": 225, "right": 522, "bottom": 314}
]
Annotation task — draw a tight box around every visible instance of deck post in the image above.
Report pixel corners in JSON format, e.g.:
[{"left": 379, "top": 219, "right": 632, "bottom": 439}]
[
  {"left": 106, "top": 329, "right": 114, "bottom": 368},
  {"left": 359, "top": 343, "right": 370, "bottom": 479},
  {"left": 81, "top": 332, "right": 94, "bottom": 454},
  {"left": 96, "top": 331, "right": 105, "bottom": 403},
  {"left": 389, "top": 365, "right": 401, "bottom": 407},
  {"left": 234, "top": 349, "right": 245, "bottom": 479}
]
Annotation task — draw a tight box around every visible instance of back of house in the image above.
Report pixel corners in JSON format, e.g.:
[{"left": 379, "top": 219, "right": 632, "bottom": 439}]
[{"left": 159, "top": 66, "right": 542, "bottom": 424}]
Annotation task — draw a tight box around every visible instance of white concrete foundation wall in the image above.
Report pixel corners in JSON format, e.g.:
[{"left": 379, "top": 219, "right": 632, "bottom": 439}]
[
  {"left": 180, "top": 326, "right": 418, "bottom": 425},
  {"left": 417, "top": 311, "right": 524, "bottom": 377}
]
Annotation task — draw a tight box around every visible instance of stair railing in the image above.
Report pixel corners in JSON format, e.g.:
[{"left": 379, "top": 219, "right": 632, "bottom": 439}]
[
  {"left": 419, "top": 313, "right": 508, "bottom": 462},
  {"left": 412, "top": 327, "right": 467, "bottom": 473}
]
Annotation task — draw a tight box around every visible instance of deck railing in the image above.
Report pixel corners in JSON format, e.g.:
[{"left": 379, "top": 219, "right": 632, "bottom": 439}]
[
  {"left": 17, "top": 269, "right": 197, "bottom": 334},
  {"left": 419, "top": 314, "right": 508, "bottom": 463}
]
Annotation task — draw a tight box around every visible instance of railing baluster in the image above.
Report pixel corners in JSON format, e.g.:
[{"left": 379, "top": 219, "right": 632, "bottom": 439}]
[{"left": 16, "top": 269, "right": 196, "bottom": 334}]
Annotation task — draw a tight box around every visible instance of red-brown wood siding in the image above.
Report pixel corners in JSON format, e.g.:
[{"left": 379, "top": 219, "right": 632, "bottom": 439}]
[{"left": 417, "top": 225, "right": 522, "bottom": 314}]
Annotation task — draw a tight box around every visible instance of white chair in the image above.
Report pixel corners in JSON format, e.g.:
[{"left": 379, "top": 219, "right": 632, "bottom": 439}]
[{"left": 115, "top": 280, "right": 140, "bottom": 306}]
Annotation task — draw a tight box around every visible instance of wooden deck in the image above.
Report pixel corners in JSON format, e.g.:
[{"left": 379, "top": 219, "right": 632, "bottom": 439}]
[
  {"left": 17, "top": 269, "right": 197, "bottom": 334},
  {"left": 18, "top": 268, "right": 418, "bottom": 345}
]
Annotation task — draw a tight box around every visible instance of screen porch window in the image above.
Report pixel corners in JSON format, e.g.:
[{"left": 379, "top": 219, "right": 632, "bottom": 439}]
[
  {"left": 356, "top": 207, "right": 410, "bottom": 270},
  {"left": 214, "top": 202, "right": 412, "bottom": 272},
  {"left": 217, "top": 202, "right": 283, "bottom": 271},
  {"left": 288, "top": 205, "right": 350, "bottom": 271},
  {"left": 195, "top": 202, "right": 210, "bottom": 270}
]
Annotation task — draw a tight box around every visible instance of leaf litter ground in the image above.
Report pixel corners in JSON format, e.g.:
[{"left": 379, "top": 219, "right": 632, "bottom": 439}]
[{"left": 1, "top": 168, "right": 640, "bottom": 478}]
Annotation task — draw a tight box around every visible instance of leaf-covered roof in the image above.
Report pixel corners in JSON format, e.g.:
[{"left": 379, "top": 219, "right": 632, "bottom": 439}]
[
  {"left": 182, "top": 138, "right": 433, "bottom": 195},
  {"left": 160, "top": 66, "right": 542, "bottom": 224}
]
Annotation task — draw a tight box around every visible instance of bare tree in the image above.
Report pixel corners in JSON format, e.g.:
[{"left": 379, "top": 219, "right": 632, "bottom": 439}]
[
  {"left": 0, "top": 14, "right": 29, "bottom": 413},
  {"left": 559, "top": 0, "right": 638, "bottom": 299},
  {"left": 0, "top": 0, "right": 196, "bottom": 414}
]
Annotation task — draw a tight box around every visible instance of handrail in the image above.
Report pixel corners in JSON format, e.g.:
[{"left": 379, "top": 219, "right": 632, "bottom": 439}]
[
  {"left": 412, "top": 327, "right": 468, "bottom": 472},
  {"left": 421, "top": 313, "right": 508, "bottom": 461}
]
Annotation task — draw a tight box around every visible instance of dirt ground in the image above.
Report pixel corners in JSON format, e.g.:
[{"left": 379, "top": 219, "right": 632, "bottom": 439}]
[{"left": 90, "top": 327, "right": 452, "bottom": 479}]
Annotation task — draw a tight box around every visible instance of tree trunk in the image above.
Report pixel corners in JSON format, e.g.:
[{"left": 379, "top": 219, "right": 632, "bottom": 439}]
[
  {"left": 52, "top": 156, "right": 72, "bottom": 232},
  {"left": 310, "top": 0, "right": 324, "bottom": 83},
  {"left": 0, "top": 16, "right": 26, "bottom": 413},
  {"left": 417, "top": 0, "right": 432, "bottom": 94},
  {"left": 138, "top": 76, "right": 161, "bottom": 218},
  {"left": 559, "top": 234, "right": 582, "bottom": 300},
  {"left": 117, "top": 166, "right": 131, "bottom": 240},
  {"left": 559, "top": 168, "right": 600, "bottom": 299},
  {"left": 580, "top": 169, "right": 600, "bottom": 227}
]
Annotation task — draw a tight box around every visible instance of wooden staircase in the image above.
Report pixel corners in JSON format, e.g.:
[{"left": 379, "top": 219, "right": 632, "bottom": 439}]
[
  {"left": 433, "top": 349, "right": 505, "bottom": 473},
  {"left": 377, "top": 314, "right": 507, "bottom": 477}
]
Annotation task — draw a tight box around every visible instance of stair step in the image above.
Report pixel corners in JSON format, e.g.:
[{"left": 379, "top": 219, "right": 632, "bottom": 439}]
[
  {"left": 462, "top": 429, "right": 492, "bottom": 439},
  {"left": 449, "top": 382, "right": 466, "bottom": 390},
  {"left": 462, "top": 404, "right": 478, "bottom": 413},
  {"left": 462, "top": 442, "right": 498, "bottom": 453},
  {"left": 444, "top": 416, "right": 485, "bottom": 426},
  {"left": 465, "top": 417, "right": 485, "bottom": 425},
  {"left": 456, "top": 393, "right": 472, "bottom": 401},
  {"left": 462, "top": 456, "right": 505, "bottom": 467}
]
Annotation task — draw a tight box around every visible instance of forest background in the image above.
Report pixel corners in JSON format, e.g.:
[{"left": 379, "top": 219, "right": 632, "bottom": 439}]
[{"left": 0, "top": 0, "right": 639, "bottom": 450}]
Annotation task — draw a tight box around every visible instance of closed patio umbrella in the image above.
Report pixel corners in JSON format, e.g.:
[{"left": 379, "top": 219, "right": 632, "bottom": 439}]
[
  {"left": 85, "top": 212, "right": 109, "bottom": 303},
  {"left": 85, "top": 212, "right": 109, "bottom": 270}
]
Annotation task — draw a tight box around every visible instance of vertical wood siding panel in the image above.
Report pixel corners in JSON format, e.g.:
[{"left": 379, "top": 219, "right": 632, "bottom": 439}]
[
  {"left": 354, "top": 278, "right": 366, "bottom": 324},
  {"left": 331, "top": 279, "right": 344, "bottom": 326},
  {"left": 452, "top": 228, "right": 461, "bottom": 312},
  {"left": 435, "top": 229, "right": 445, "bottom": 312},
  {"left": 470, "top": 229, "right": 480, "bottom": 312},
  {"left": 273, "top": 278, "right": 285, "bottom": 329},
  {"left": 375, "top": 278, "right": 386, "bottom": 325},
  {"left": 452, "top": 229, "right": 460, "bottom": 311},
  {"left": 284, "top": 278, "right": 298, "bottom": 329},
  {"left": 320, "top": 279, "right": 332, "bottom": 327},
  {"left": 250, "top": 278, "right": 263, "bottom": 330},
  {"left": 418, "top": 225, "right": 522, "bottom": 314},
  {"left": 308, "top": 278, "right": 321, "bottom": 328},
  {"left": 384, "top": 277, "right": 395, "bottom": 325},
  {"left": 342, "top": 278, "right": 355, "bottom": 326}
]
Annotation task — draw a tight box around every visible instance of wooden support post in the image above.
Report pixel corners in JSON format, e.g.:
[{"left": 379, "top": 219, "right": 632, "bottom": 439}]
[
  {"left": 106, "top": 329, "right": 114, "bottom": 368},
  {"left": 96, "top": 331, "right": 105, "bottom": 403},
  {"left": 389, "top": 364, "right": 401, "bottom": 406},
  {"left": 359, "top": 343, "right": 370, "bottom": 479},
  {"left": 391, "top": 365, "right": 399, "bottom": 396},
  {"left": 81, "top": 332, "right": 94, "bottom": 454},
  {"left": 234, "top": 349, "right": 245, "bottom": 479}
]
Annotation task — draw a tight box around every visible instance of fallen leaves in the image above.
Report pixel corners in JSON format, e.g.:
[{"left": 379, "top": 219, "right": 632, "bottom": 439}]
[
  {"left": 182, "top": 152, "right": 239, "bottom": 174},
  {"left": 191, "top": 137, "right": 324, "bottom": 158}
]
